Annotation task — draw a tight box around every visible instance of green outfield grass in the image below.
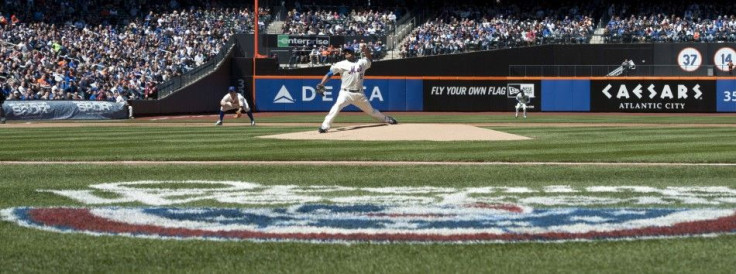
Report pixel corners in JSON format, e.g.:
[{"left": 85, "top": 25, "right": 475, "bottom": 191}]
[
  {"left": 249, "top": 112, "right": 736, "bottom": 124},
  {"left": 1, "top": 114, "right": 735, "bottom": 273},
  {"left": 21, "top": 112, "right": 735, "bottom": 124},
  {"left": 1, "top": 120, "right": 735, "bottom": 163}
]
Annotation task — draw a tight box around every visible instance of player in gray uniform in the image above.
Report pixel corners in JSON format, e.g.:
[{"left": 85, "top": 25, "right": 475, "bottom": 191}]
[
  {"left": 315, "top": 44, "right": 397, "bottom": 133},
  {"left": 515, "top": 91, "right": 530, "bottom": 118},
  {"left": 215, "top": 86, "right": 255, "bottom": 126},
  {"left": 0, "top": 89, "right": 6, "bottom": 124}
]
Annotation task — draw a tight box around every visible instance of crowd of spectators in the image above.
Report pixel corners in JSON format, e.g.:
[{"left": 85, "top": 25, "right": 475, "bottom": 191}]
[
  {"left": 281, "top": 6, "right": 399, "bottom": 36},
  {"left": 398, "top": 3, "right": 596, "bottom": 58},
  {"left": 1, "top": 0, "right": 271, "bottom": 101},
  {"left": 287, "top": 39, "right": 387, "bottom": 67},
  {"left": 4, "top": 0, "right": 736, "bottom": 99},
  {"left": 604, "top": 2, "right": 736, "bottom": 43}
]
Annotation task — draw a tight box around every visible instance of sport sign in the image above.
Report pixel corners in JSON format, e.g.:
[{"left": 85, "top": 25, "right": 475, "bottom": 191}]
[{"left": 3, "top": 181, "right": 736, "bottom": 243}]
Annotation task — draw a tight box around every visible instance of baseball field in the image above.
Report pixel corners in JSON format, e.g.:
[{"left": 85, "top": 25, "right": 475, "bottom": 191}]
[{"left": 1, "top": 112, "right": 735, "bottom": 273}]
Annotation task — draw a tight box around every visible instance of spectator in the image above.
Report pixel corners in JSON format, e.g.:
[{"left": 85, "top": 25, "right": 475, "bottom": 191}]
[
  {"left": 320, "top": 46, "right": 330, "bottom": 64},
  {"left": 144, "top": 82, "right": 158, "bottom": 100},
  {"left": 288, "top": 46, "right": 298, "bottom": 68},
  {"left": 309, "top": 45, "right": 320, "bottom": 66}
]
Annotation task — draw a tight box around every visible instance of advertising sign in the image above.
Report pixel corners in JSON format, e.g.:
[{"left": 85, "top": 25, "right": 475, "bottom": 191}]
[
  {"left": 255, "top": 79, "right": 422, "bottom": 111},
  {"left": 2, "top": 101, "right": 129, "bottom": 120},
  {"left": 276, "top": 35, "right": 330, "bottom": 48},
  {"left": 423, "top": 80, "right": 541, "bottom": 111},
  {"left": 590, "top": 80, "right": 715, "bottom": 112},
  {"left": 716, "top": 80, "right": 736, "bottom": 112}
]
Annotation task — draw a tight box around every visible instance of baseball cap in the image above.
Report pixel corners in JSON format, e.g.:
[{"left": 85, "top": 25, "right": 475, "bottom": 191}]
[
  {"left": 228, "top": 86, "right": 236, "bottom": 92},
  {"left": 343, "top": 47, "right": 355, "bottom": 54}
]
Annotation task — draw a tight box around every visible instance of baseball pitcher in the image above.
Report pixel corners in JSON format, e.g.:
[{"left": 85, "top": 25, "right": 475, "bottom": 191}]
[
  {"left": 315, "top": 44, "right": 397, "bottom": 133},
  {"left": 215, "top": 86, "right": 255, "bottom": 126}
]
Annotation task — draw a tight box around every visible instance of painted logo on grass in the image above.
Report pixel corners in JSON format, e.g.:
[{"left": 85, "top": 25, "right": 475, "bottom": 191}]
[{"left": 3, "top": 181, "right": 736, "bottom": 243}]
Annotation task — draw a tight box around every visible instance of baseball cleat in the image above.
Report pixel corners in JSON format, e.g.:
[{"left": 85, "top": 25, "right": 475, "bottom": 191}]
[
  {"left": 386, "top": 116, "right": 398, "bottom": 124},
  {"left": 318, "top": 127, "right": 327, "bottom": 133},
  {"left": 215, "top": 120, "right": 222, "bottom": 126},
  {"left": 0, "top": 118, "right": 5, "bottom": 124},
  {"left": 251, "top": 120, "right": 256, "bottom": 126}
]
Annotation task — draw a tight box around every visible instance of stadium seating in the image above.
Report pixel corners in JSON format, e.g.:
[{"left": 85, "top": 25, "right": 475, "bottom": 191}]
[{"left": 0, "top": 0, "right": 271, "bottom": 101}]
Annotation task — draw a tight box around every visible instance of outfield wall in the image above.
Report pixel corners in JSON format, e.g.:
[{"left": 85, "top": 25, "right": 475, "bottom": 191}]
[
  {"left": 254, "top": 77, "right": 736, "bottom": 113},
  {"left": 128, "top": 43, "right": 736, "bottom": 116},
  {"left": 253, "top": 42, "right": 736, "bottom": 113}
]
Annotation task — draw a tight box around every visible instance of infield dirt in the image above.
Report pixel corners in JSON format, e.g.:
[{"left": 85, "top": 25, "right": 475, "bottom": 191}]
[{"left": 258, "top": 123, "right": 530, "bottom": 141}]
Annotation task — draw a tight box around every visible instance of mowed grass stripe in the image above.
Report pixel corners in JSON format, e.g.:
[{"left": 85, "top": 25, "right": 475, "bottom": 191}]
[
  {"left": 249, "top": 113, "right": 736, "bottom": 124},
  {"left": 1, "top": 125, "right": 735, "bottom": 162},
  {"left": 493, "top": 126, "right": 736, "bottom": 162}
]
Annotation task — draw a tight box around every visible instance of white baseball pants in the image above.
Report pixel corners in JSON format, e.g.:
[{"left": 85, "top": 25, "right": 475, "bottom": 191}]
[{"left": 321, "top": 90, "right": 388, "bottom": 130}]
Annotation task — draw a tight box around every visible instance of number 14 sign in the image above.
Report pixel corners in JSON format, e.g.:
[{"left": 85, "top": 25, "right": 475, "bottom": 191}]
[{"left": 714, "top": 47, "right": 735, "bottom": 72}]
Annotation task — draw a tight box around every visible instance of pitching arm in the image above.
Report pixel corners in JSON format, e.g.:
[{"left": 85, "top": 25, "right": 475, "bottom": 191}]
[
  {"left": 361, "top": 43, "right": 372, "bottom": 62},
  {"left": 318, "top": 71, "right": 333, "bottom": 86}
]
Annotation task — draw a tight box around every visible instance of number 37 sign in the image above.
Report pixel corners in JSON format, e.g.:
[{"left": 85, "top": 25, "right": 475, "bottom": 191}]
[{"left": 677, "top": 47, "right": 702, "bottom": 72}]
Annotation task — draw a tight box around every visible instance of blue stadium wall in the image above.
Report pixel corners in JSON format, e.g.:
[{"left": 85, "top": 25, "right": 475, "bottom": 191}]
[{"left": 253, "top": 77, "right": 736, "bottom": 113}]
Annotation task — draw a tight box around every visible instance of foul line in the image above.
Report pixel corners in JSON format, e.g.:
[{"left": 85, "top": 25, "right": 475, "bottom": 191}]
[{"left": 1, "top": 161, "right": 735, "bottom": 166}]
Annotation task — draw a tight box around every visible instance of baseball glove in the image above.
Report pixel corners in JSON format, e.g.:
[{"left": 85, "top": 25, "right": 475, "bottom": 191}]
[
  {"left": 234, "top": 108, "right": 242, "bottom": 118},
  {"left": 316, "top": 84, "right": 326, "bottom": 96}
]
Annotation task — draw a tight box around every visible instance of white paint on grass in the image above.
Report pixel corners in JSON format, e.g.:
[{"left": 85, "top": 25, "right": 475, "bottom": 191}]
[{"left": 38, "top": 181, "right": 736, "bottom": 207}]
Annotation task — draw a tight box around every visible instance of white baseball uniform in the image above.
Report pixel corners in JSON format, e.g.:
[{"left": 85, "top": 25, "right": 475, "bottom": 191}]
[
  {"left": 220, "top": 92, "right": 250, "bottom": 112},
  {"left": 320, "top": 55, "right": 389, "bottom": 130},
  {"left": 115, "top": 93, "right": 133, "bottom": 118}
]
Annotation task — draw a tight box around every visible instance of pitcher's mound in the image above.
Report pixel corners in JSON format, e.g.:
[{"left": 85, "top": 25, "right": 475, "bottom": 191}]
[{"left": 257, "top": 124, "right": 530, "bottom": 141}]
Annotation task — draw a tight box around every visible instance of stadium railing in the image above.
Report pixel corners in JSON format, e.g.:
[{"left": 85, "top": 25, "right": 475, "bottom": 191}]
[
  {"left": 508, "top": 65, "right": 721, "bottom": 77},
  {"left": 156, "top": 36, "right": 237, "bottom": 99}
]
